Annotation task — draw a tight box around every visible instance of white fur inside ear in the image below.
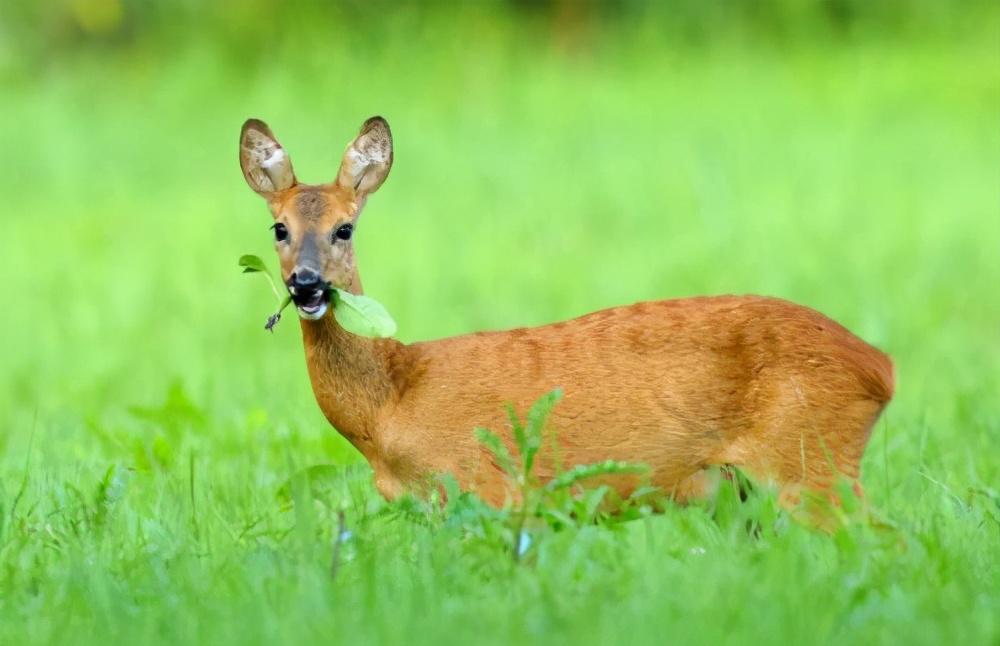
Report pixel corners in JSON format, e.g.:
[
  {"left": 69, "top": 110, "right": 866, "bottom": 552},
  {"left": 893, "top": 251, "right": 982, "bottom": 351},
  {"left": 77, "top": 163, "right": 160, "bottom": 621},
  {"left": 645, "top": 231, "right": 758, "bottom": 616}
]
[
  {"left": 260, "top": 147, "right": 294, "bottom": 190},
  {"left": 262, "top": 148, "right": 286, "bottom": 169},
  {"left": 344, "top": 148, "right": 370, "bottom": 185}
]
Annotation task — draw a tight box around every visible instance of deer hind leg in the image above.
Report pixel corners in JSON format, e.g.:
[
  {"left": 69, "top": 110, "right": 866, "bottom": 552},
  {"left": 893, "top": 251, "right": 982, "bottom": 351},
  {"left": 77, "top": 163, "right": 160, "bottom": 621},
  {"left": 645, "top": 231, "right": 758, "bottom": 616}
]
[{"left": 720, "top": 398, "right": 885, "bottom": 529}]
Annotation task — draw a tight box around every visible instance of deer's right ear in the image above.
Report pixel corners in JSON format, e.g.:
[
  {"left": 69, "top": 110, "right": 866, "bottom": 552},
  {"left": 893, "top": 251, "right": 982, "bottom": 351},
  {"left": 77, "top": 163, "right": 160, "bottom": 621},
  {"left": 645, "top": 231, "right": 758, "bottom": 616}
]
[{"left": 239, "top": 119, "right": 297, "bottom": 197}]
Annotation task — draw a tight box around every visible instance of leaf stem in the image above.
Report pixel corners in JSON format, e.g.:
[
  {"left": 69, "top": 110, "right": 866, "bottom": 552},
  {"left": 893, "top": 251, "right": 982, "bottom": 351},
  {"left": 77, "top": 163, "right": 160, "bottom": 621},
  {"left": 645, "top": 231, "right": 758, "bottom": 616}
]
[{"left": 263, "top": 273, "right": 285, "bottom": 309}]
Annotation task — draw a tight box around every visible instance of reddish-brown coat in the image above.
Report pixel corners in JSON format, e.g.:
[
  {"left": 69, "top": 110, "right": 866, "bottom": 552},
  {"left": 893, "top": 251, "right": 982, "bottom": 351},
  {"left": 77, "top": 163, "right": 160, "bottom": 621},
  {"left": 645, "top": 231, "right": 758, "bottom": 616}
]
[{"left": 300, "top": 290, "right": 893, "bottom": 507}]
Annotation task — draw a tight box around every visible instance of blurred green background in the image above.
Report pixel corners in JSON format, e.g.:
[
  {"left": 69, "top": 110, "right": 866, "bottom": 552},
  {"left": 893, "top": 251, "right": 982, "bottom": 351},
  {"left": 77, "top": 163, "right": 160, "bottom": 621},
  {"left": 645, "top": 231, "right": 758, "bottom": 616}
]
[{"left": 1, "top": 2, "right": 998, "bottom": 644}]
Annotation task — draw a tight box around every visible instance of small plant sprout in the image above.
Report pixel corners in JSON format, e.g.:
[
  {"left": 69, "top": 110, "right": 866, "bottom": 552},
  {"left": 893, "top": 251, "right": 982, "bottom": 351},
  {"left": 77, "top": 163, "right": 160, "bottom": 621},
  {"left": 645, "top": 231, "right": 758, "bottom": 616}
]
[
  {"left": 238, "top": 254, "right": 396, "bottom": 337},
  {"left": 475, "top": 389, "right": 649, "bottom": 561}
]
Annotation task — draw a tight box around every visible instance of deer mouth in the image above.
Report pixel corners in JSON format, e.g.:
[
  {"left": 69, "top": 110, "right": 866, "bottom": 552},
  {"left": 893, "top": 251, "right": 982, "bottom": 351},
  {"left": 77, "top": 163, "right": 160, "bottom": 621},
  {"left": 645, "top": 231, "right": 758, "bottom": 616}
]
[{"left": 291, "top": 287, "right": 330, "bottom": 320}]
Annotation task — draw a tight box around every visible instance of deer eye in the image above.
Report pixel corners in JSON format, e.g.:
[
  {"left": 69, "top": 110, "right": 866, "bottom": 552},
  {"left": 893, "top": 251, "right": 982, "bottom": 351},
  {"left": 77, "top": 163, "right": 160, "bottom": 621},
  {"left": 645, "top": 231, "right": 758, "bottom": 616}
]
[
  {"left": 334, "top": 224, "right": 354, "bottom": 241},
  {"left": 273, "top": 223, "right": 289, "bottom": 242}
]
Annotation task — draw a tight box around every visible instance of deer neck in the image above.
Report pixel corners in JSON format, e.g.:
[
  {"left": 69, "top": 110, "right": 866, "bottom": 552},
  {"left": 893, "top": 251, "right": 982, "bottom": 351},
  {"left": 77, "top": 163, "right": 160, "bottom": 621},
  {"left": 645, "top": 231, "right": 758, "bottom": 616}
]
[{"left": 297, "top": 272, "right": 406, "bottom": 458}]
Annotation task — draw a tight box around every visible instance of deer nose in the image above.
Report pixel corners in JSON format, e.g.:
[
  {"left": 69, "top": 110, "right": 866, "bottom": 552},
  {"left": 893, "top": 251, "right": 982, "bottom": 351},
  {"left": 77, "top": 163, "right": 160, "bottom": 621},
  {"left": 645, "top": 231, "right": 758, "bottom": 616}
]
[{"left": 289, "top": 268, "right": 322, "bottom": 292}]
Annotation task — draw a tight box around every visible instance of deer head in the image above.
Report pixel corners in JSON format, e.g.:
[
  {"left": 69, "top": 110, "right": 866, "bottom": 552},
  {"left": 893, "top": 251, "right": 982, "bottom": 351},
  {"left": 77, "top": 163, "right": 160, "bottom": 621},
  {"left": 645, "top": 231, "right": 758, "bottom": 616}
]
[{"left": 239, "top": 116, "right": 393, "bottom": 320}]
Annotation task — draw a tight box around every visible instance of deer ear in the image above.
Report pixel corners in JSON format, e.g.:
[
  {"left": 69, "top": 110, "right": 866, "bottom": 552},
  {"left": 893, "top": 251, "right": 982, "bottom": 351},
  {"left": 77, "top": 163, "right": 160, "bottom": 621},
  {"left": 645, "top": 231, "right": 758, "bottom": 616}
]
[
  {"left": 335, "top": 116, "right": 393, "bottom": 199},
  {"left": 239, "top": 119, "right": 297, "bottom": 197}
]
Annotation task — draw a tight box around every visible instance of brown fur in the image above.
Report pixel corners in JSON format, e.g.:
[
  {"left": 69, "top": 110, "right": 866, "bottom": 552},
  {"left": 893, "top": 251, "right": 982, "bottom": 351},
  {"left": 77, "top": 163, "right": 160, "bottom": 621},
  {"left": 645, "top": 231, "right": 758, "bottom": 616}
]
[{"left": 239, "top": 117, "right": 895, "bottom": 510}]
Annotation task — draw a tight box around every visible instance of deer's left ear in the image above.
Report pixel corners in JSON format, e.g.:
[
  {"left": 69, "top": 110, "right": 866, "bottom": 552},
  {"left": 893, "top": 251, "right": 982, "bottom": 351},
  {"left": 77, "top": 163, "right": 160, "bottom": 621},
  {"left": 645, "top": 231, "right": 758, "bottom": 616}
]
[
  {"left": 335, "top": 116, "right": 393, "bottom": 199},
  {"left": 239, "top": 119, "right": 297, "bottom": 197}
]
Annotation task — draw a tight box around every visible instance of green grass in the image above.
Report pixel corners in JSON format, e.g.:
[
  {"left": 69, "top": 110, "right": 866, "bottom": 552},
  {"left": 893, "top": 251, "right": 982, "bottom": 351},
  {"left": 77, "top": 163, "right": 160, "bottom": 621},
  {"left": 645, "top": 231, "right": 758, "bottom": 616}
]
[{"left": 2, "top": 10, "right": 999, "bottom": 645}]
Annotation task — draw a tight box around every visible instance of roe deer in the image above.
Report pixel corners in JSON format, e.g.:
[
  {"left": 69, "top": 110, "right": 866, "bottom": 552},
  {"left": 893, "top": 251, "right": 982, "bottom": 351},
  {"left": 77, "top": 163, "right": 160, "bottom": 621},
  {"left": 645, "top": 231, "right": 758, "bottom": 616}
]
[{"left": 238, "top": 116, "right": 894, "bottom": 511}]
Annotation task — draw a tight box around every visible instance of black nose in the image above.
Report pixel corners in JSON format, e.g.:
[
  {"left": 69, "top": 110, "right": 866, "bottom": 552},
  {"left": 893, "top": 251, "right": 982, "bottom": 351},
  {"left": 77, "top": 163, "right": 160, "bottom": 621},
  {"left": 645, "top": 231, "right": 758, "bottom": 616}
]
[{"left": 290, "top": 268, "right": 321, "bottom": 290}]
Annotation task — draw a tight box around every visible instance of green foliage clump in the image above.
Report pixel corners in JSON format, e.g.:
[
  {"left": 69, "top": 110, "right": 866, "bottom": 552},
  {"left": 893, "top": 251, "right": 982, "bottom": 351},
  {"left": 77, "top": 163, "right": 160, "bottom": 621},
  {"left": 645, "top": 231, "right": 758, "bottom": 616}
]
[{"left": 470, "top": 389, "right": 649, "bottom": 560}]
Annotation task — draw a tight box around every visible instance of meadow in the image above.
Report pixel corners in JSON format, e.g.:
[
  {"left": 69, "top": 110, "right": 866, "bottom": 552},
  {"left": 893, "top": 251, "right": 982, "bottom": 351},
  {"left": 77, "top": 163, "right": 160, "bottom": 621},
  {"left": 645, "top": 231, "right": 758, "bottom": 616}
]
[{"left": 1, "top": 5, "right": 998, "bottom": 644}]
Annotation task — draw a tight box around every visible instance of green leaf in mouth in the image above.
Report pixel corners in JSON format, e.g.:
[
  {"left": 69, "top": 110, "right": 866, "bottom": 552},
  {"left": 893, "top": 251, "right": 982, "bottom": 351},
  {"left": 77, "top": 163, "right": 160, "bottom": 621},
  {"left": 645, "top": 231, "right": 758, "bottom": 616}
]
[{"left": 331, "top": 289, "right": 397, "bottom": 338}]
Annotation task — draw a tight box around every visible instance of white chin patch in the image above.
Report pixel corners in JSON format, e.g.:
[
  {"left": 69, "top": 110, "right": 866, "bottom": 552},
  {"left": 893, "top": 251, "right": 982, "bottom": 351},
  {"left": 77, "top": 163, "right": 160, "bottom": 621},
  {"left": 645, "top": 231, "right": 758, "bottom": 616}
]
[{"left": 297, "top": 302, "right": 328, "bottom": 321}]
